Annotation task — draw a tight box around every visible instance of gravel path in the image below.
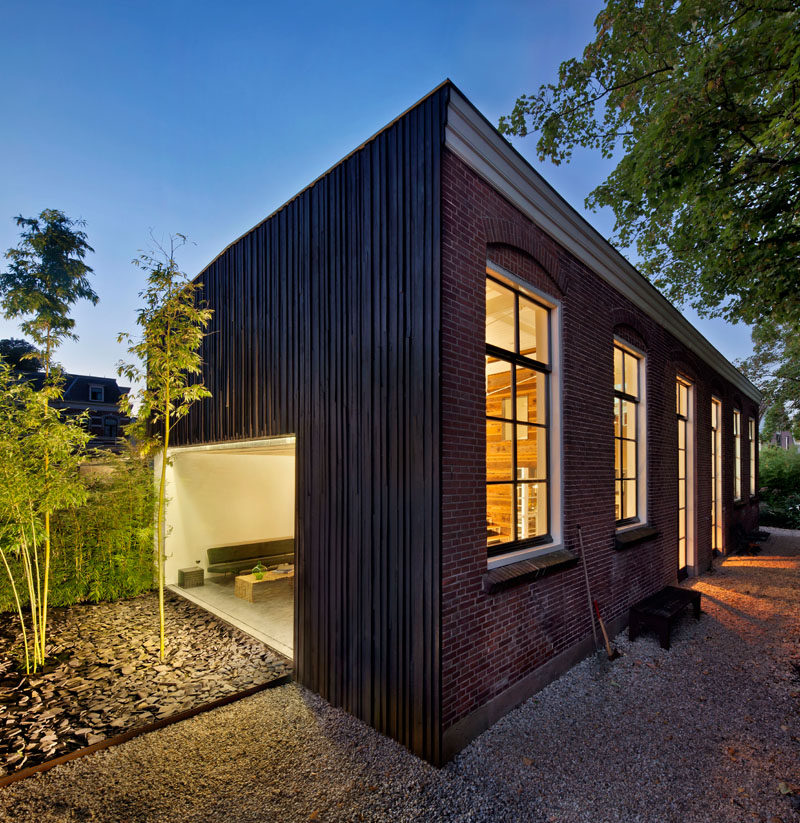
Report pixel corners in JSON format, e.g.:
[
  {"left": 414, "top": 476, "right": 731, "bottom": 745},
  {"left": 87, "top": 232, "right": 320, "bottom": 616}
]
[{"left": 1, "top": 529, "right": 798, "bottom": 822}]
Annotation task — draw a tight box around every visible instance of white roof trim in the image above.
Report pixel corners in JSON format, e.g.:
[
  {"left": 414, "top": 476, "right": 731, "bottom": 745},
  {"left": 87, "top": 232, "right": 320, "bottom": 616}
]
[{"left": 444, "top": 87, "right": 760, "bottom": 402}]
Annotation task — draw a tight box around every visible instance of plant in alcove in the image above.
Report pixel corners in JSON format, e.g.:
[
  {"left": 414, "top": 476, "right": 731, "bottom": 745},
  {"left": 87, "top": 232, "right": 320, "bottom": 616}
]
[
  {"left": 118, "top": 234, "right": 212, "bottom": 661},
  {"left": 252, "top": 561, "right": 265, "bottom": 581}
]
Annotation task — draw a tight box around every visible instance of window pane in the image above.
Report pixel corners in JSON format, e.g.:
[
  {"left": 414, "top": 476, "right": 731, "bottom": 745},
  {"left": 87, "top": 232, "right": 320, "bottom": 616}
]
[
  {"left": 677, "top": 383, "right": 688, "bottom": 417},
  {"left": 614, "top": 438, "right": 621, "bottom": 480},
  {"left": 517, "top": 425, "right": 547, "bottom": 481},
  {"left": 518, "top": 482, "right": 547, "bottom": 540},
  {"left": 614, "top": 346, "right": 624, "bottom": 392},
  {"left": 621, "top": 439, "right": 636, "bottom": 478},
  {"left": 515, "top": 366, "right": 546, "bottom": 425},
  {"left": 620, "top": 400, "right": 636, "bottom": 439},
  {"left": 678, "top": 451, "right": 686, "bottom": 480},
  {"left": 486, "top": 357, "right": 512, "bottom": 418},
  {"left": 486, "top": 280, "right": 515, "bottom": 351},
  {"left": 678, "top": 420, "right": 686, "bottom": 450},
  {"left": 624, "top": 352, "right": 639, "bottom": 398},
  {"left": 615, "top": 480, "right": 622, "bottom": 521},
  {"left": 519, "top": 297, "right": 549, "bottom": 363},
  {"left": 486, "top": 420, "right": 513, "bottom": 481},
  {"left": 623, "top": 480, "right": 637, "bottom": 519},
  {"left": 614, "top": 397, "right": 621, "bottom": 438},
  {"left": 679, "top": 478, "right": 686, "bottom": 508},
  {"left": 487, "top": 484, "right": 514, "bottom": 546}
]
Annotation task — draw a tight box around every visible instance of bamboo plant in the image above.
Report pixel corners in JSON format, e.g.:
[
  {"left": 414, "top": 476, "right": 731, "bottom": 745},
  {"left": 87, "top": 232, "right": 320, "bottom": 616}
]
[
  {"left": 0, "top": 362, "right": 89, "bottom": 671},
  {"left": 0, "top": 209, "right": 97, "bottom": 662},
  {"left": 118, "top": 235, "right": 212, "bottom": 661}
]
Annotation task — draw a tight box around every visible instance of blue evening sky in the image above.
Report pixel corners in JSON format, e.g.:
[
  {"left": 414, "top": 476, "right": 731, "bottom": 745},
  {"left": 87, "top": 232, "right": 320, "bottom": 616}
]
[{"left": 0, "top": 0, "right": 752, "bottom": 380}]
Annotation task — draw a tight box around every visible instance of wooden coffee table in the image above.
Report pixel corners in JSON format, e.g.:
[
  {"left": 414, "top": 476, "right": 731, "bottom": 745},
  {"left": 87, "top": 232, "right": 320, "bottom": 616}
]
[{"left": 234, "top": 569, "right": 294, "bottom": 602}]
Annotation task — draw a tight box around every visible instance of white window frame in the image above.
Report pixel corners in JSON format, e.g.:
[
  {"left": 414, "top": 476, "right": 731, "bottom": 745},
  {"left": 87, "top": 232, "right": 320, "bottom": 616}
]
[
  {"left": 614, "top": 339, "right": 647, "bottom": 531},
  {"left": 486, "top": 260, "right": 562, "bottom": 570},
  {"left": 676, "top": 376, "right": 696, "bottom": 575},
  {"left": 733, "top": 409, "right": 742, "bottom": 502},
  {"left": 89, "top": 384, "right": 104, "bottom": 403}
]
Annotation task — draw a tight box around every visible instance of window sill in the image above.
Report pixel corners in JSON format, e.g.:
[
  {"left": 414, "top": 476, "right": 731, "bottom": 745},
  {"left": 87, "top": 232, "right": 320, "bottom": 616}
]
[
  {"left": 484, "top": 548, "right": 578, "bottom": 594},
  {"left": 614, "top": 525, "right": 659, "bottom": 551},
  {"left": 733, "top": 499, "right": 746, "bottom": 509}
]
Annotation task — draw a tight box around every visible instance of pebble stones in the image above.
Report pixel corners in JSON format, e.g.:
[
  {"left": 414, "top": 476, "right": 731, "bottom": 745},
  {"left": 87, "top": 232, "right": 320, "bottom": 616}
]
[{"left": 0, "top": 590, "right": 291, "bottom": 777}]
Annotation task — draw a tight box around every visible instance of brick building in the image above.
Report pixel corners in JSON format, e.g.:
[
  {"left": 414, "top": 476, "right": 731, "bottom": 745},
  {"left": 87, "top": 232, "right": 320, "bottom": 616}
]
[{"left": 168, "top": 81, "right": 760, "bottom": 764}]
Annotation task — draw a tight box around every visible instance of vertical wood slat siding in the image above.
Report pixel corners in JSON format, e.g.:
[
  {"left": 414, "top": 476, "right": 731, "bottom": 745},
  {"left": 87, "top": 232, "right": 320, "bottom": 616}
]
[{"left": 173, "top": 86, "right": 447, "bottom": 763}]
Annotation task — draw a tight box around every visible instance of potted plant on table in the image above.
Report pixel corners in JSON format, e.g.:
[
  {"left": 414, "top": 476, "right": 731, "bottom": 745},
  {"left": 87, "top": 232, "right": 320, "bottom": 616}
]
[{"left": 252, "top": 561, "right": 266, "bottom": 581}]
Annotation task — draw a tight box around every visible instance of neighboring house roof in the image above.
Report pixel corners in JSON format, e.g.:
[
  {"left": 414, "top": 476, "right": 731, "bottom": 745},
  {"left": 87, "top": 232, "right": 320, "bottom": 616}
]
[
  {"left": 195, "top": 79, "right": 760, "bottom": 403},
  {"left": 24, "top": 372, "right": 129, "bottom": 409}
]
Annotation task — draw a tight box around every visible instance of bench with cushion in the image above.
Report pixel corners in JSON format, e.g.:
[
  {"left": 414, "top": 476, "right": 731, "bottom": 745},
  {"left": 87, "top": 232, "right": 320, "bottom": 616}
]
[
  {"left": 629, "top": 585, "right": 701, "bottom": 650},
  {"left": 206, "top": 538, "right": 294, "bottom": 576}
]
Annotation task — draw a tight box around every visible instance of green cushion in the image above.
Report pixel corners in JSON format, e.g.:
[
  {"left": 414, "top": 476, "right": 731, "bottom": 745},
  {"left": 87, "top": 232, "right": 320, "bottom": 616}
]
[{"left": 206, "top": 538, "right": 294, "bottom": 573}]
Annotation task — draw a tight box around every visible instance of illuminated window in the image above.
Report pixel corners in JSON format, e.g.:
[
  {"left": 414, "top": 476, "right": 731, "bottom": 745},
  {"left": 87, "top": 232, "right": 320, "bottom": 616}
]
[
  {"left": 614, "top": 343, "right": 643, "bottom": 524},
  {"left": 676, "top": 378, "right": 692, "bottom": 572},
  {"left": 749, "top": 417, "right": 756, "bottom": 497},
  {"left": 485, "top": 275, "right": 550, "bottom": 556},
  {"left": 733, "top": 410, "right": 742, "bottom": 501},
  {"left": 711, "top": 398, "right": 723, "bottom": 554}
]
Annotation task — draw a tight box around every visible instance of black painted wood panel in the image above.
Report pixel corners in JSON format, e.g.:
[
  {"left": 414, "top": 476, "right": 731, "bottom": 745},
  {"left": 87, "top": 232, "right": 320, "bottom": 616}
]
[{"left": 173, "top": 85, "right": 448, "bottom": 763}]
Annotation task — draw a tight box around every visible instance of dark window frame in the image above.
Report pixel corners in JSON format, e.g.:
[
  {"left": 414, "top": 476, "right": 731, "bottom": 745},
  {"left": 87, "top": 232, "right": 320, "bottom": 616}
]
[{"left": 485, "top": 274, "right": 552, "bottom": 558}]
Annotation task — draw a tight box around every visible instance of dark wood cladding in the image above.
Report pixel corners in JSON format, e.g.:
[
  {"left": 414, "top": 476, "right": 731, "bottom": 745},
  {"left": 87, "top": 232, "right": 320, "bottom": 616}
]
[{"left": 173, "top": 86, "right": 448, "bottom": 762}]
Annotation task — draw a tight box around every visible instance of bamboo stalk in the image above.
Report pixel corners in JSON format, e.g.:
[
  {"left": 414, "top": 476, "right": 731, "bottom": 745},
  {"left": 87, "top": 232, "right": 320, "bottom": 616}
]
[{"left": 0, "top": 547, "right": 30, "bottom": 674}]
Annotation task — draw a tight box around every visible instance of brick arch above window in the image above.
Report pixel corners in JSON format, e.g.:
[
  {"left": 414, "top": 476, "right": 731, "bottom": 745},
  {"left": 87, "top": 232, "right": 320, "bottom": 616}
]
[
  {"left": 708, "top": 378, "right": 727, "bottom": 400},
  {"left": 670, "top": 351, "right": 701, "bottom": 384},
  {"left": 613, "top": 322, "right": 647, "bottom": 353},
  {"left": 610, "top": 309, "right": 648, "bottom": 346},
  {"left": 482, "top": 217, "right": 567, "bottom": 294}
]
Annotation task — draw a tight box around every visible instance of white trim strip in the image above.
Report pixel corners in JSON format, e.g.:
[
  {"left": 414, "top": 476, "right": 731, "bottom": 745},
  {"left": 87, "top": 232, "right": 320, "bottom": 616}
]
[{"left": 167, "top": 436, "right": 297, "bottom": 456}]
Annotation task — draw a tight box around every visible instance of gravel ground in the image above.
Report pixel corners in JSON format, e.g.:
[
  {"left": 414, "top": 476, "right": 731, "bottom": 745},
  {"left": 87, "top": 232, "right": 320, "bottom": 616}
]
[
  {"left": 1, "top": 528, "right": 798, "bottom": 822},
  {"left": 0, "top": 591, "right": 289, "bottom": 775}
]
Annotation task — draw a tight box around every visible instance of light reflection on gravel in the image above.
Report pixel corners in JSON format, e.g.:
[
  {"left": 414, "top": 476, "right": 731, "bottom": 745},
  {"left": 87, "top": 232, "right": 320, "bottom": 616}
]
[{"left": 1, "top": 528, "right": 798, "bottom": 822}]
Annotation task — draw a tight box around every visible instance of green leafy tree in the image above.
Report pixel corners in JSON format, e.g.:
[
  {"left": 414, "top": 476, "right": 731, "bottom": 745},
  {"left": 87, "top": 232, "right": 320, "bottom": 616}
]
[
  {"left": 499, "top": 1, "right": 800, "bottom": 328},
  {"left": 0, "top": 337, "right": 42, "bottom": 371},
  {"left": 118, "top": 236, "right": 212, "bottom": 660},
  {"left": 738, "top": 318, "right": 800, "bottom": 440},
  {"left": 0, "top": 363, "right": 89, "bottom": 672},
  {"left": 0, "top": 209, "right": 98, "bottom": 654}
]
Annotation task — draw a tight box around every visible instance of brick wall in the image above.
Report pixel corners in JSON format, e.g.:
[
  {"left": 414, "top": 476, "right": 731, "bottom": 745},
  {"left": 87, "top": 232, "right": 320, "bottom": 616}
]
[{"left": 440, "top": 148, "right": 759, "bottom": 734}]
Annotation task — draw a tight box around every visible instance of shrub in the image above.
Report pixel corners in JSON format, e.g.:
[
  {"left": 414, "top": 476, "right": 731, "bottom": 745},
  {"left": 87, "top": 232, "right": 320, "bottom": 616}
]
[
  {"left": 0, "top": 447, "right": 155, "bottom": 613},
  {"left": 759, "top": 446, "right": 800, "bottom": 528}
]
